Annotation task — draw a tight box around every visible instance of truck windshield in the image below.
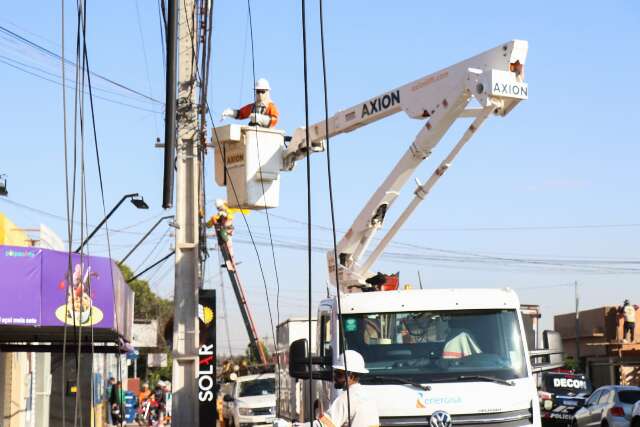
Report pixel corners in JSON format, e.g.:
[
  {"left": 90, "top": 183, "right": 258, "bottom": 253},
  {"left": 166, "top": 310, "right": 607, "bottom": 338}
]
[
  {"left": 342, "top": 309, "right": 527, "bottom": 383},
  {"left": 238, "top": 378, "right": 275, "bottom": 397}
]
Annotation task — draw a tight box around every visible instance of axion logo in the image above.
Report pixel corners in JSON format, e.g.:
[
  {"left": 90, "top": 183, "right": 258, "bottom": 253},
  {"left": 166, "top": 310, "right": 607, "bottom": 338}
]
[
  {"left": 492, "top": 82, "right": 528, "bottom": 98},
  {"left": 361, "top": 90, "right": 400, "bottom": 118},
  {"left": 198, "top": 344, "right": 216, "bottom": 402}
]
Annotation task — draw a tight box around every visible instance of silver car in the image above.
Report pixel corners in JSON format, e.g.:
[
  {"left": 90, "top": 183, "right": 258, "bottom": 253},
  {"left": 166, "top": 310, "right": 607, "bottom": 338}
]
[{"left": 573, "top": 386, "right": 640, "bottom": 427}]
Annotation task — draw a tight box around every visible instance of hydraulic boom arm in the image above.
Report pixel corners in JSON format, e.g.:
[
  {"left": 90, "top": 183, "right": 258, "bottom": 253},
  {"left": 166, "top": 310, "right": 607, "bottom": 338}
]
[{"left": 284, "top": 40, "right": 528, "bottom": 291}]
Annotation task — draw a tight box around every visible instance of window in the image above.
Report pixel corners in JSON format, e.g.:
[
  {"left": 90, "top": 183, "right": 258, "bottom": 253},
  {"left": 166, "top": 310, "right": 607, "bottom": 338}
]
[
  {"left": 319, "top": 311, "right": 332, "bottom": 358},
  {"left": 586, "top": 390, "right": 602, "bottom": 406},
  {"left": 618, "top": 390, "right": 640, "bottom": 405},
  {"left": 598, "top": 390, "right": 612, "bottom": 404},
  {"left": 342, "top": 309, "right": 527, "bottom": 382},
  {"left": 238, "top": 378, "right": 275, "bottom": 397}
]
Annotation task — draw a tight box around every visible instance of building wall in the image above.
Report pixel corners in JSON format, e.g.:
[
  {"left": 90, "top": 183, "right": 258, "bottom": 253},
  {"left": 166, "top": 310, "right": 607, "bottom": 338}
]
[{"left": 0, "top": 352, "right": 27, "bottom": 427}]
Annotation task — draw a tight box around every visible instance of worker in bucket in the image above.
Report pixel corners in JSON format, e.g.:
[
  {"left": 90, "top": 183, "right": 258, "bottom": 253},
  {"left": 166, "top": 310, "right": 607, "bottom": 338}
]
[
  {"left": 274, "top": 350, "right": 379, "bottom": 427},
  {"left": 221, "top": 78, "right": 280, "bottom": 128}
]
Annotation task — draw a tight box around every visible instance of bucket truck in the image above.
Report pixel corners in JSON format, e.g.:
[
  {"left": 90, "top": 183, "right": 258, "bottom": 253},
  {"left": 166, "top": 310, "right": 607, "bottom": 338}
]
[{"left": 213, "top": 39, "right": 563, "bottom": 426}]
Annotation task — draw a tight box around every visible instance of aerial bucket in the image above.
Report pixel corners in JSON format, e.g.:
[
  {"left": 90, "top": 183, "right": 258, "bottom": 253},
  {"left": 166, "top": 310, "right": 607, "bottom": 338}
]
[{"left": 213, "top": 124, "right": 284, "bottom": 210}]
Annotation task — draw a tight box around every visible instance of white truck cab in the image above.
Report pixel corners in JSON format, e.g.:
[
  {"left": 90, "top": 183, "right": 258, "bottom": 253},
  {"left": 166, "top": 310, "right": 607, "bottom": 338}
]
[{"left": 281, "top": 288, "right": 562, "bottom": 427}]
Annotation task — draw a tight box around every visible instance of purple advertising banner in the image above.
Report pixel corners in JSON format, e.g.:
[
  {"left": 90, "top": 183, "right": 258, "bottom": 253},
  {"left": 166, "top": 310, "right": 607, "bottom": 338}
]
[
  {"left": 40, "top": 249, "right": 115, "bottom": 328},
  {"left": 0, "top": 246, "right": 42, "bottom": 326},
  {"left": 0, "top": 245, "right": 131, "bottom": 335}
]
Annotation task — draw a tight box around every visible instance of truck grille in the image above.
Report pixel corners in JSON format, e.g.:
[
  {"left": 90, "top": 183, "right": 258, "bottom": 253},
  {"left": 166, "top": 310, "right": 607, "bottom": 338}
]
[
  {"left": 251, "top": 407, "right": 274, "bottom": 416},
  {"left": 380, "top": 408, "right": 532, "bottom": 427}
]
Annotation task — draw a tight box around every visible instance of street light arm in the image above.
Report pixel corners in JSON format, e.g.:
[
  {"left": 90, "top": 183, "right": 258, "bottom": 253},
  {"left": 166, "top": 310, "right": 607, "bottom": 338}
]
[
  {"left": 118, "top": 215, "right": 174, "bottom": 265},
  {"left": 126, "top": 250, "right": 175, "bottom": 283},
  {"left": 75, "top": 193, "right": 139, "bottom": 253}
]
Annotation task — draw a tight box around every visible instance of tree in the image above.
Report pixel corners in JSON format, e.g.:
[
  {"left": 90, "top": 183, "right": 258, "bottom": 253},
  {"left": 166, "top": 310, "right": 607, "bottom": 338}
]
[
  {"left": 564, "top": 356, "right": 579, "bottom": 372},
  {"left": 118, "top": 264, "right": 173, "bottom": 324},
  {"left": 119, "top": 264, "right": 174, "bottom": 381}
]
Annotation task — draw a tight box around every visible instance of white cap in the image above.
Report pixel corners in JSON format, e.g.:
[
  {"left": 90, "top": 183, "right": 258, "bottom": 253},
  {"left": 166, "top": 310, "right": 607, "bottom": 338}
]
[
  {"left": 333, "top": 350, "right": 369, "bottom": 374},
  {"left": 255, "top": 78, "right": 271, "bottom": 91},
  {"left": 157, "top": 380, "right": 165, "bottom": 387}
]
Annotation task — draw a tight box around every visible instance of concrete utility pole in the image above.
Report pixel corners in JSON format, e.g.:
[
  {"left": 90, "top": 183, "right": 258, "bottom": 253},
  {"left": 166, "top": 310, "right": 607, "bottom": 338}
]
[{"left": 171, "top": 0, "right": 201, "bottom": 423}]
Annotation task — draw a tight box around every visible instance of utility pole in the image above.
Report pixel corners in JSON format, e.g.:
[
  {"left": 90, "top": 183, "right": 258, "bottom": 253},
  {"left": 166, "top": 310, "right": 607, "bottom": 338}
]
[
  {"left": 171, "top": 0, "right": 201, "bottom": 423},
  {"left": 575, "top": 280, "right": 580, "bottom": 369}
]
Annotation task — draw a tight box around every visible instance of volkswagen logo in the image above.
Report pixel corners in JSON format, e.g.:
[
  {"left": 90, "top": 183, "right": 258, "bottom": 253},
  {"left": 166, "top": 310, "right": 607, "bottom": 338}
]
[{"left": 429, "top": 410, "right": 452, "bottom": 427}]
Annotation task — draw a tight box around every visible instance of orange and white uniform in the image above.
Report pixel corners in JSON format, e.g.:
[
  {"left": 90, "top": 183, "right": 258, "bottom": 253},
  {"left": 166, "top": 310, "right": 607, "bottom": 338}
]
[{"left": 235, "top": 101, "right": 279, "bottom": 128}]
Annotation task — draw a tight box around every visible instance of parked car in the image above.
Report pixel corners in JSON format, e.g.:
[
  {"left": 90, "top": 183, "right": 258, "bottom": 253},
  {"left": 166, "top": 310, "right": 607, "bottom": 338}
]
[
  {"left": 573, "top": 386, "right": 640, "bottom": 427},
  {"left": 629, "top": 399, "right": 640, "bottom": 427},
  {"left": 539, "top": 372, "right": 593, "bottom": 426},
  {"left": 223, "top": 373, "right": 276, "bottom": 427}
]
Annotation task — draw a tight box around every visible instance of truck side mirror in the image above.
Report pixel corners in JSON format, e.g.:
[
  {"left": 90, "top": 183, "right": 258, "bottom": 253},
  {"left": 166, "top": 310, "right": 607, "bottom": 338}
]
[
  {"left": 289, "top": 339, "right": 309, "bottom": 378},
  {"left": 289, "top": 339, "right": 332, "bottom": 380}
]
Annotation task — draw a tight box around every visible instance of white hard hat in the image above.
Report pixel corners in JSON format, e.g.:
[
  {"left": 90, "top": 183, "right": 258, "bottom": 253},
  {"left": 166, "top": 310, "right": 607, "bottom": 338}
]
[
  {"left": 333, "top": 350, "right": 369, "bottom": 374},
  {"left": 157, "top": 380, "right": 165, "bottom": 387},
  {"left": 255, "top": 78, "right": 271, "bottom": 91},
  {"left": 215, "top": 199, "right": 226, "bottom": 209}
]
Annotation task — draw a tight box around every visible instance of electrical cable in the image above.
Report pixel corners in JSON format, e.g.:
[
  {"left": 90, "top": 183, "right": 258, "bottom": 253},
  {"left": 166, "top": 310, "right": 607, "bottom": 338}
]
[
  {"left": 183, "top": 0, "right": 278, "bottom": 369},
  {"left": 0, "top": 56, "right": 162, "bottom": 113},
  {"left": 318, "top": 0, "right": 351, "bottom": 423},
  {"left": 134, "top": 0, "right": 161, "bottom": 135},
  {"left": 135, "top": 227, "right": 171, "bottom": 273},
  {"left": 0, "top": 53, "right": 160, "bottom": 106},
  {"left": 158, "top": 0, "right": 167, "bottom": 70},
  {"left": 60, "top": 0, "right": 72, "bottom": 424},
  {"left": 299, "top": 0, "right": 315, "bottom": 421},
  {"left": 0, "top": 24, "right": 162, "bottom": 104},
  {"left": 72, "top": 3, "right": 87, "bottom": 423},
  {"left": 244, "top": 0, "right": 281, "bottom": 376},
  {"left": 77, "top": 1, "right": 124, "bottom": 423}
]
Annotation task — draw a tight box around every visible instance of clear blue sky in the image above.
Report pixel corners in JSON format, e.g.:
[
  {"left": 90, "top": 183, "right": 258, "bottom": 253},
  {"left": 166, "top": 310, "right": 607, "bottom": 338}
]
[{"left": 1, "top": 1, "right": 639, "bottom": 354}]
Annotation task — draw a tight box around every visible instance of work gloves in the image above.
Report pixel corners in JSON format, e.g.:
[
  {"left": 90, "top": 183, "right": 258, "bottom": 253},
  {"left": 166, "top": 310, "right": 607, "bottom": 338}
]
[
  {"left": 221, "top": 108, "right": 236, "bottom": 120},
  {"left": 250, "top": 112, "right": 272, "bottom": 127}
]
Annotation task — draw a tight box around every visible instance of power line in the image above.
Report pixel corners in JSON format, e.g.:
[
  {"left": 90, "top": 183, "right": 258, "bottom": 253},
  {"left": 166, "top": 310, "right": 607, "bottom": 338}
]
[
  {"left": 244, "top": 0, "right": 281, "bottom": 364},
  {"left": 0, "top": 24, "right": 163, "bottom": 104},
  {"left": 0, "top": 56, "right": 162, "bottom": 113}
]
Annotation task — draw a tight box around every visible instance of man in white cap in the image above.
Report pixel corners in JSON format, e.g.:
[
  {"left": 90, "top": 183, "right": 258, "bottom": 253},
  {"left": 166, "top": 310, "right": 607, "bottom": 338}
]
[
  {"left": 277, "top": 350, "right": 379, "bottom": 427},
  {"left": 222, "top": 78, "right": 280, "bottom": 128}
]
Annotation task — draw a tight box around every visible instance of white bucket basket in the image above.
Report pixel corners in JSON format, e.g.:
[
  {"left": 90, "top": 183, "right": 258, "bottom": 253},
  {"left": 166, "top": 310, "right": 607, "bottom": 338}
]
[{"left": 213, "top": 124, "right": 284, "bottom": 210}]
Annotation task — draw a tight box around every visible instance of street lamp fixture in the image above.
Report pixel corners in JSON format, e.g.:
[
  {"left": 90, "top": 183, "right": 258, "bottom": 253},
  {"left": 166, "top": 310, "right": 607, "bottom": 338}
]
[
  {"left": 75, "top": 193, "right": 149, "bottom": 253},
  {"left": 130, "top": 195, "right": 149, "bottom": 210},
  {"left": 0, "top": 175, "right": 7, "bottom": 197}
]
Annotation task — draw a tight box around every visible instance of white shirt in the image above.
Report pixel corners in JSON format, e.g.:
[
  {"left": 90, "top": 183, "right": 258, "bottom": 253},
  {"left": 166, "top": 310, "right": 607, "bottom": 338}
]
[
  {"left": 294, "top": 383, "right": 379, "bottom": 427},
  {"left": 317, "top": 383, "right": 379, "bottom": 427},
  {"left": 624, "top": 305, "right": 636, "bottom": 323}
]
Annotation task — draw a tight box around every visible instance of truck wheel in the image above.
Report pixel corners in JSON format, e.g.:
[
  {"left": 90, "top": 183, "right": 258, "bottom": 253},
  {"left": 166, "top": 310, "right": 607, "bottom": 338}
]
[
  {"left": 601, "top": 420, "right": 608, "bottom": 427},
  {"left": 632, "top": 418, "right": 640, "bottom": 427}
]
